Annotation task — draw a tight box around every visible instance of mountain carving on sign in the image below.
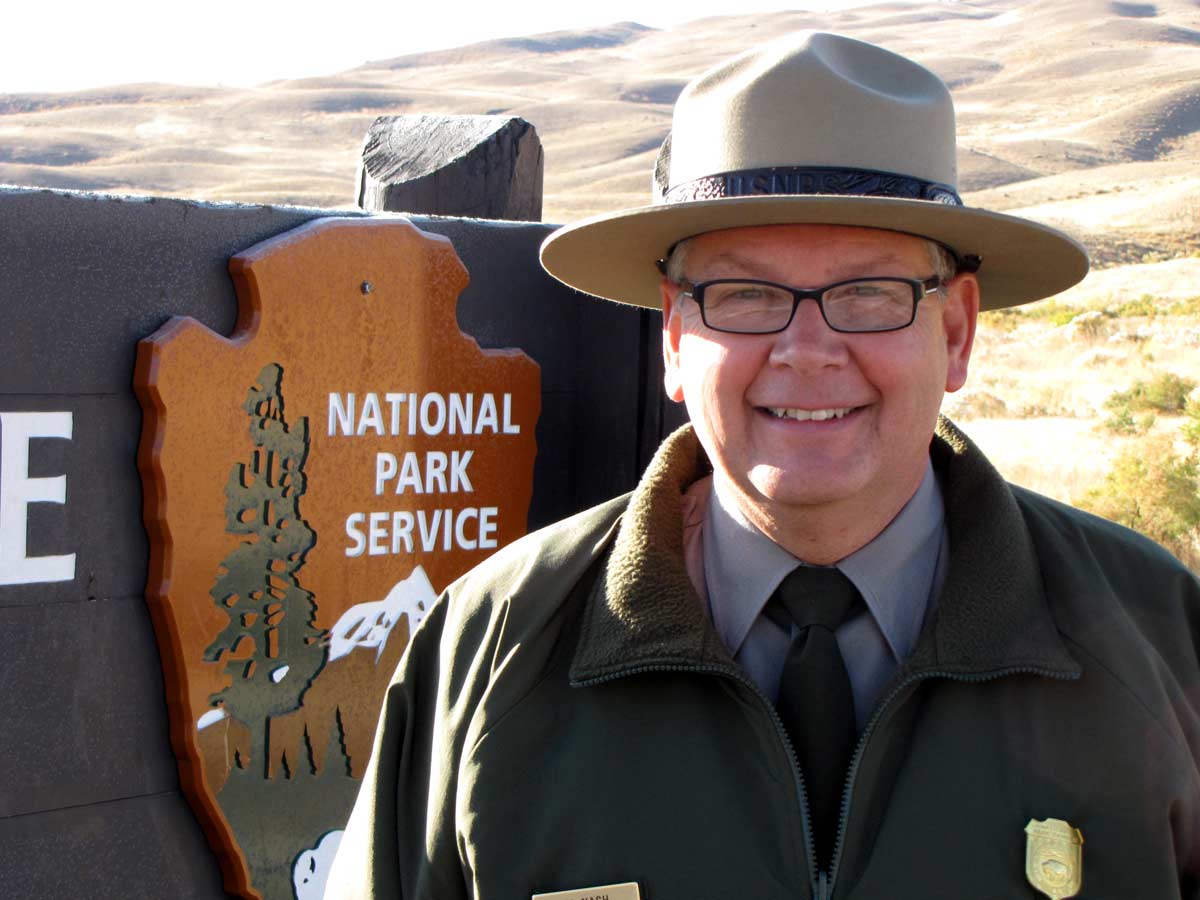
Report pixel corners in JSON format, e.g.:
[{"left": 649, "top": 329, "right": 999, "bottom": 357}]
[
  {"left": 135, "top": 217, "right": 540, "bottom": 900},
  {"left": 327, "top": 565, "right": 433, "bottom": 663}
]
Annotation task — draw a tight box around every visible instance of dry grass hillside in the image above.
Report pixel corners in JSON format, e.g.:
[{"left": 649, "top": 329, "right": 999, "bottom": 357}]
[{"left": 3, "top": 0, "right": 1199, "bottom": 566}]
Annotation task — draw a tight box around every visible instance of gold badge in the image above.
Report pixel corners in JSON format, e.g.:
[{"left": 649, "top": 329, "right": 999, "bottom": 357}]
[
  {"left": 532, "top": 882, "right": 641, "bottom": 900},
  {"left": 1025, "top": 818, "right": 1084, "bottom": 899}
]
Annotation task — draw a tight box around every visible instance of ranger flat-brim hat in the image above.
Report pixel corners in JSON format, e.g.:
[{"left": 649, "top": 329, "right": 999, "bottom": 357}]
[{"left": 540, "top": 31, "right": 1089, "bottom": 311}]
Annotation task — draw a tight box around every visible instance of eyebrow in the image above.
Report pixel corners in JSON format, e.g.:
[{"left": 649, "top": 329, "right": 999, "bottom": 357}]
[{"left": 696, "top": 250, "right": 914, "bottom": 283}]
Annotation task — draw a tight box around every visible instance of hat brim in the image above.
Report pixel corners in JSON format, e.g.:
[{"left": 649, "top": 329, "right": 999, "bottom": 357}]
[{"left": 540, "top": 195, "right": 1089, "bottom": 312}]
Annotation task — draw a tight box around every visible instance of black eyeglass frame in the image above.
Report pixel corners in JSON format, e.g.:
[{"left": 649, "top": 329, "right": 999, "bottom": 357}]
[{"left": 677, "top": 275, "right": 943, "bottom": 335}]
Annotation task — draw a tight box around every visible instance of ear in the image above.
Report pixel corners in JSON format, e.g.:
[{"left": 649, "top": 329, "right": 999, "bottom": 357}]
[
  {"left": 942, "top": 273, "right": 979, "bottom": 393},
  {"left": 661, "top": 277, "right": 686, "bottom": 403}
]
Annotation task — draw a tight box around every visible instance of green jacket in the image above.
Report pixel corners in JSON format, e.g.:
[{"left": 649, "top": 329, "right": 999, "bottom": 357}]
[{"left": 328, "top": 421, "right": 1200, "bottom": 900}]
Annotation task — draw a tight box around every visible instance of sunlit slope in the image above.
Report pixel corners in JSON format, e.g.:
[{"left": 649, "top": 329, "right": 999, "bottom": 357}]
[{"left": 0, "top": 0, "right": 1197, "bottom": 266}]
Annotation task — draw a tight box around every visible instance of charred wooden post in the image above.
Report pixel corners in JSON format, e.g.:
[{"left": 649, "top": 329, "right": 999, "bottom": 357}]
[{"left": 357, "top": 115, "right": 543, "bottom": 221}]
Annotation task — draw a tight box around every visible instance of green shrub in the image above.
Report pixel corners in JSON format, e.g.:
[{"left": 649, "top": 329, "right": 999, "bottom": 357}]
[
  {"left": 978, "top": 292, "right": 1200, "bottom": 331},
  {"left": 1079, "top": 435, "right": 1200, "bottom": 572},
  {"left": 979, "top": 299, "right": 1085, "bottom": 330},
  {"left": 1110, "top": 294, "right": 1158, "bottom": 318},
  {"left": 1184, "top": 398, "right": 1200, "bottom": 449},
  {"left": 1049, "top": 305, "right": 1086, "bottom": 327},
  {"left": 1072, "top": 311, "right": 1109, "bottom": 340},
  {"left": 1016, "top": 386, "right": 1077, "bottom": 419},
  {"left": 1101, "top": 408, "right": 1155, "bottom": 435},
  {"left": 1104, "top": 372, "right": 1197, "bottom": 414},
  {"left": 1109, "top": 294, "right": 1200, "bottom": 318},
  {"left": 1102, "top": 408, "right": 1136, "bottom": 434}
]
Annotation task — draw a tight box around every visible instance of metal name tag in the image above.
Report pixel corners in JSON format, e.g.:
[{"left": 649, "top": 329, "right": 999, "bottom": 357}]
[{"left": 532, "top": 882, "right": 641, "bottom": 900}]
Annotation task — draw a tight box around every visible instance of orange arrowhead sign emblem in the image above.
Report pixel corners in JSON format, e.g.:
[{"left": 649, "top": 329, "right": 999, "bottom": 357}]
[{"left": 135, "top": 218, "right": 540, "bottom": 899}]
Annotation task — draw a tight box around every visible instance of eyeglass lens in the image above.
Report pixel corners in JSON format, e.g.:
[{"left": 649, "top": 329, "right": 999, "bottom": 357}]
[{"left": 700, "top": 279, "right": 918, "bottom": 333}]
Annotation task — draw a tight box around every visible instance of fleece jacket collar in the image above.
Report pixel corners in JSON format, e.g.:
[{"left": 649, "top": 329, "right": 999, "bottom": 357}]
[{"left": 569, "top": 419, "right": 1081, "bottom": 686}]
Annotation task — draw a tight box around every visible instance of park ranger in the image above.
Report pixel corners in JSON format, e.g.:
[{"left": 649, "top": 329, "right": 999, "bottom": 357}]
[{"left": 328, "top": 31, "right": 1200, "bottom": 900}]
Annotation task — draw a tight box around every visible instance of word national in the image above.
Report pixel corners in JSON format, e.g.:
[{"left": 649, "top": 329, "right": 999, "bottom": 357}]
[{"left": 328, "top": 392, "right": 521, "bottom": 437}]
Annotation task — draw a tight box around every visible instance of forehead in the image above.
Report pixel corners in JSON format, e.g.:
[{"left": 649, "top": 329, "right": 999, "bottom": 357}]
[{"left": 684, "top": 224, "right": 931, "bottom": 276}]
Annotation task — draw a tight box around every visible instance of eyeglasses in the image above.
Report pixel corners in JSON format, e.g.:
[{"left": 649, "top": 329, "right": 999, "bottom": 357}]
[{"left": 677, "top": 275, "right": 942, "bottom": 334}]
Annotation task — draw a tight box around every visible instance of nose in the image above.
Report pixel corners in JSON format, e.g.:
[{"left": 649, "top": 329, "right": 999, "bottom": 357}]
[{"left": 767, "top": 296, "right": 851, "bottom": 371}]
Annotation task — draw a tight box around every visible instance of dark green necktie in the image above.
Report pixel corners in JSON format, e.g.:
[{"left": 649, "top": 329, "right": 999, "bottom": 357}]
[{"left": 768, "top": 566, "right": 864, "bottom": 872}]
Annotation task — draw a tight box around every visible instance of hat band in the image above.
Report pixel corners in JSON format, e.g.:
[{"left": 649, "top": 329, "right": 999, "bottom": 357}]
[{"left": 663, "top": 166, "right": 962, "bottom": 206}]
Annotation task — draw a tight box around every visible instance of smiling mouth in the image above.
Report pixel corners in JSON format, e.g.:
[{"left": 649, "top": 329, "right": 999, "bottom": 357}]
[{"left": 764, "top": 406, "right": 855, "bottom": 422}]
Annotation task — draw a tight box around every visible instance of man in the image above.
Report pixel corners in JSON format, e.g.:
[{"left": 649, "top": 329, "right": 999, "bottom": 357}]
[{"left": 329, "top": 32, "right": 1200, "bottom": 899}]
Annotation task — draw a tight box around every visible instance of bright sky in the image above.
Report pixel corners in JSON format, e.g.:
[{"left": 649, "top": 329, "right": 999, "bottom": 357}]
[{"left": 5, "top": 0, "right": 891, "bottom": 94}]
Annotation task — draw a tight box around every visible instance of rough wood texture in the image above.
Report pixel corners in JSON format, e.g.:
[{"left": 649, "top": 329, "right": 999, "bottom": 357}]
[{"left": 357, "top": 115, "right": 543, "bottom": 220}]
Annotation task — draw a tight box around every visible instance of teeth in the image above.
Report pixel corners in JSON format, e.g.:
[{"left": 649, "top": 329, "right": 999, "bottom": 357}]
[{"left": 767, "top": 407, "right": 853, "bottom": 421}]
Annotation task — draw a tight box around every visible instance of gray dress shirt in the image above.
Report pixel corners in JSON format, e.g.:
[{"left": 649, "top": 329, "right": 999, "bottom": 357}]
[{"left": 702, "top": 463, "right": 948, "bottom": 732}]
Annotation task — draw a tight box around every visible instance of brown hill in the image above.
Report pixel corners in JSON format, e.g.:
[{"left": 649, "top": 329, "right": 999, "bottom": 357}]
[{"left": 1, "top": 0, "right": 1199, "bottom": 264}]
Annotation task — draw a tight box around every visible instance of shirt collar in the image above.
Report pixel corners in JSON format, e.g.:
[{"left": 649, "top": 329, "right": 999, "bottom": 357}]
[
  {"left": 703, "top": 461, "right": 945, "bottom": 663},
  {"left": 837, "top": 461, "right": 945, "bottom": 661}
]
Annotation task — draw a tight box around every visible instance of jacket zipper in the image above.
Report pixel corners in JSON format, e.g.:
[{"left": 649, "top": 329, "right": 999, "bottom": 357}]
[
  {"left": 825, "top": 665, "right": 1081, "bottom": 895},
  {"left": 582, "top": 662, "right": 1078, "bottom": 900},
  {"left": 579, "top": 662, "right": 823, "bottom": 898}
]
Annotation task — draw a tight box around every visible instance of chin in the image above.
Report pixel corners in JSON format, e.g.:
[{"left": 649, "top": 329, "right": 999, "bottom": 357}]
[{"left": 746, "top": 463, "right": 870, "bottom": 511}]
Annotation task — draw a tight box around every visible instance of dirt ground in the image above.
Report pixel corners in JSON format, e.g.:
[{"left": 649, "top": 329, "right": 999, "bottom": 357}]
[{"left": 945, "top": 257, "right": 1200, "bottom": 506}]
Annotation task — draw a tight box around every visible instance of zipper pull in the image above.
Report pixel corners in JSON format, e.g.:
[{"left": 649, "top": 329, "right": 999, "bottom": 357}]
[{"left": 817, "top": 870, "right": 829, "bottom": 900}]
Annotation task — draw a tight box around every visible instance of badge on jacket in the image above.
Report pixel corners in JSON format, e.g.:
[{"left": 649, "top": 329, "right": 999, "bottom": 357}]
[
  {"left": 1025, "top": 818, "right": 1084, "bottom": 899},
  {"left": 532, "top": 882, "right": 641, "bottom": 900}
]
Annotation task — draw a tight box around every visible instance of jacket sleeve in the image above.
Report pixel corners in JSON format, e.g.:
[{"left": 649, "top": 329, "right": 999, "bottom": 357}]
[
  {"left": 322, "top": 499, "right": 622, "bottom": 899},
  {"left": 324, "top": 596, "right": 468, "bottom": 900}
]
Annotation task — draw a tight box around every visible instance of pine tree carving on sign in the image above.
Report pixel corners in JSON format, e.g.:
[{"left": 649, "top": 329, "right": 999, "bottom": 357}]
[{"left": 204, "top": 362, "right": 326, "bottom": 772}]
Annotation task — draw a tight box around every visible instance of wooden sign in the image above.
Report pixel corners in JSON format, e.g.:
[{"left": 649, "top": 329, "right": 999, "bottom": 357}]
[{"left": 135, "top": 218, "right": 540, "bottom": 900}]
